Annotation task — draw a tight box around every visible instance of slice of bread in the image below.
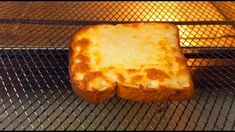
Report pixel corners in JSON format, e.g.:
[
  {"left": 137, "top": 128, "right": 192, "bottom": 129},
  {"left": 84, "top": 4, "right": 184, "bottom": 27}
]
[{"left": 69, "top": 22, "right": 194, "bottom": 103}]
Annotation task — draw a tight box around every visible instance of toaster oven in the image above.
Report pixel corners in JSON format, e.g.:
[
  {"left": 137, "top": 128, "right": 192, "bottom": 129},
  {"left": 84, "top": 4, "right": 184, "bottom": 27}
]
[{"left": 0, "top": 1, "right": 234, "bottom": 131}]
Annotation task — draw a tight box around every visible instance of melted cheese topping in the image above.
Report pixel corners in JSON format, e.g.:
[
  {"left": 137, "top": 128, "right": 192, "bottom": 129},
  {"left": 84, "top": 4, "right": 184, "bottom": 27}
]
[{"left": 72, "top": 23, "right": 191, "bottom": 90}]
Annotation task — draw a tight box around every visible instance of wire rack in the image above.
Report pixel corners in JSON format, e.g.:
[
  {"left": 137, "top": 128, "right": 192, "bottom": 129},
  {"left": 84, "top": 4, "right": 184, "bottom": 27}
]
[{"left": 0, "top": 1, "right": 235, "bottom": 131}]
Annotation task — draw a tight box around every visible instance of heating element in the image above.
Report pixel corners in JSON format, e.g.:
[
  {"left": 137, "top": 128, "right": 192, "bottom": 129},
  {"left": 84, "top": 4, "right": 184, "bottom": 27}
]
[{"left": 0, "top": 1, "right": 235, "bottom": 131}]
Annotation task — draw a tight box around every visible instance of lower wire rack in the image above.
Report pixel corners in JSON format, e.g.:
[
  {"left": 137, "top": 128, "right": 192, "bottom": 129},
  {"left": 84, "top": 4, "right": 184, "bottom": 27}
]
[
  {"left": 0, "top": 1, "right": 235, "bottom": 131},
  {"left": 0, "top": 49, "right": 234, "bottom": 131}
]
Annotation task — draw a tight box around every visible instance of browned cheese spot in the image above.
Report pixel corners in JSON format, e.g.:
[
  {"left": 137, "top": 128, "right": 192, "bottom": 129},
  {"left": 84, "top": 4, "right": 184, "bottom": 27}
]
[
  {"left": 76, "top": 38, "right": 90, "bottom": 51},
  {"left": 132, "top": 75, "right": 144, "bottom": 82},
  {"left": 77, "top": 71, "right": 102, "bottom": 89},
  {"left": 76, "top": 54, "right": 90, "bottom": 63},
  {"left": 73, "top": 38, "right": 91, "bottom": 73},
  {"left": 127, "top": 69, "right": 138, "bottom": 73},
  {"left": 145, "top": 68, "right": 170, "bottom": 81},
  {"left": 176, "top": 56, "right": 186, "bottom": 65},
  {"left": 117, "top": 73, "right": 125, "bottom": 82},
  {"left": 74, "top": 54, "right": 90, "bottom": 73},
  {"left": 177, "top": 69, "right": 188, "bottom": 77},
  {"left": 74, "top": 63, "right": 90, "bottom": 73},
  {"left": 139, "top": 84, "right": 144, "bottom": 89},
  {"left": 82, "top": 72, "right": 103, "bottom": 83}
]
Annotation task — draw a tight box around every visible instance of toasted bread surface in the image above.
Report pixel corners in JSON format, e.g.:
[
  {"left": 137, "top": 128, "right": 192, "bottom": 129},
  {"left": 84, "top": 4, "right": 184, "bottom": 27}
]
[{"left": 69, "top": 22, "right": 194, "bottom": 103}]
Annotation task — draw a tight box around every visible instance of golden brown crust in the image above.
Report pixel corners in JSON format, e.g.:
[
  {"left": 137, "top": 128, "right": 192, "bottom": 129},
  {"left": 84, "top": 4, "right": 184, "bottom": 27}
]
[
  {"left": 117, "top": 79, "right": 194, "bottom": 102},
  {"left": 69, "top": 22, "right": 195, "bottom": 104}
]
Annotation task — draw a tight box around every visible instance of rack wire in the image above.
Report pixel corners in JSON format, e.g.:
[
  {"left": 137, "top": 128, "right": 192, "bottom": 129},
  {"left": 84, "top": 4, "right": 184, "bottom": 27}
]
[{"left": 0, "top": 1, "right": 235, "bottom": 131}]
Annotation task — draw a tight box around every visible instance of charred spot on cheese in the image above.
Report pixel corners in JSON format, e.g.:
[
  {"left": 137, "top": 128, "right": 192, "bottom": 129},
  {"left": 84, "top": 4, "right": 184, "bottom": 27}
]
[{"left": 145, "top": 68, "right": 170, "bottom": 81}]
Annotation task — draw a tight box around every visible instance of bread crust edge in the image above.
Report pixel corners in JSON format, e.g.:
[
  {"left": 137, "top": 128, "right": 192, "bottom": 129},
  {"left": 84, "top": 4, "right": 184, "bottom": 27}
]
[{"left": 117, "top": 79, "right": 194, "bottom": 102}]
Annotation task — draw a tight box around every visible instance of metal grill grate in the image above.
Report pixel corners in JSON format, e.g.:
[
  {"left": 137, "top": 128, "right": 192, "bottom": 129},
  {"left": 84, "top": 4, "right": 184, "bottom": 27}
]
[
  {"left": 0, "top": 2, "right": 228, "bottom": 21},
  {"left": 0, "top": 1, "right": 235, "bottom": 131}
]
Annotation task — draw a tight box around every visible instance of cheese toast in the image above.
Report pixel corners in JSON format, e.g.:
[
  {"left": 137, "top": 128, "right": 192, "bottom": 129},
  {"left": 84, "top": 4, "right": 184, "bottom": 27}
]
[{"left": 69, "top": 22, "right": 194, "bottom": 103}]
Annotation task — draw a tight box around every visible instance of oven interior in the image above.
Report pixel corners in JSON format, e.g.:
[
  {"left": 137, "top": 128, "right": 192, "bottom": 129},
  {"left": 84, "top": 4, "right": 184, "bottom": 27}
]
[{"left": 0, "top": 1, "right": 234, "bottom": 131}]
